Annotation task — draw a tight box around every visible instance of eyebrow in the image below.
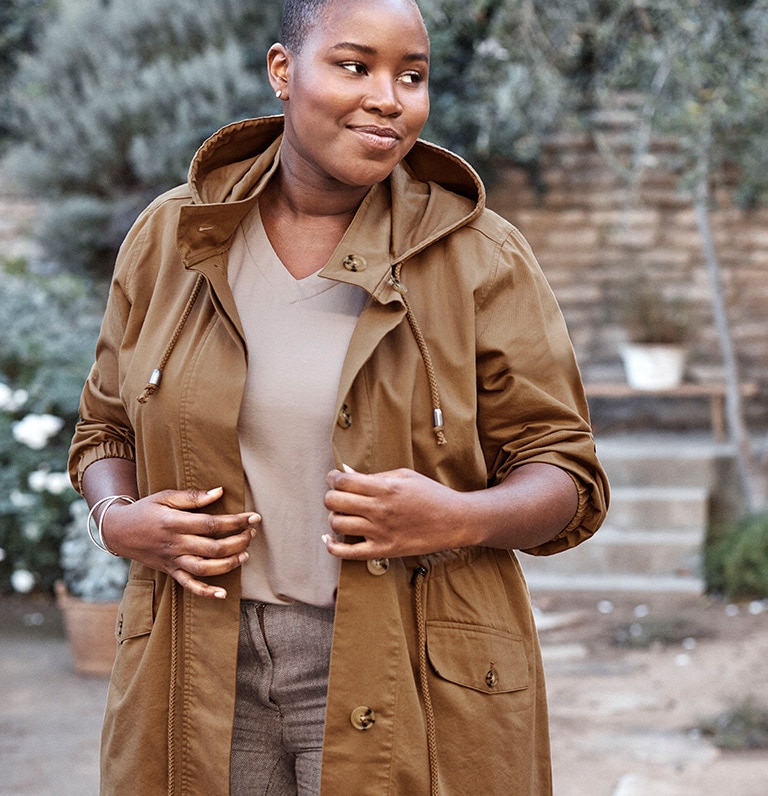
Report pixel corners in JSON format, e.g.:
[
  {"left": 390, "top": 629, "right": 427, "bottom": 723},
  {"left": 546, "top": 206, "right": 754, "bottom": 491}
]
[{"left": 329, "top": 41, "right": 429, "bottom": 64}]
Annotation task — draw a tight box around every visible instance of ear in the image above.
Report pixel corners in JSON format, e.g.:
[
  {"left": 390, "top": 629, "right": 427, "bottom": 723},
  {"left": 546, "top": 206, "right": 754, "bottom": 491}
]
[{"left": 267, "top": 43, "right": 292, "bottom": 99}]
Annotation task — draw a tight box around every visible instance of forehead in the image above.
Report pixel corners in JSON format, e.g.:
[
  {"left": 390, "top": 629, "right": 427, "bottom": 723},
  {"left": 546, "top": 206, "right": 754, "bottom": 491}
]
[{"left": 306, "top": 0, "right": 429, "bottom": 54}]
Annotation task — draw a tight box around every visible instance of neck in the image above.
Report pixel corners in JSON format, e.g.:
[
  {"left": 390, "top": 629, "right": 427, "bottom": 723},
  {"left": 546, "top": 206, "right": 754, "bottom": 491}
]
[{"left": 268, "top": 149, "right": 370, "bottom": 221}]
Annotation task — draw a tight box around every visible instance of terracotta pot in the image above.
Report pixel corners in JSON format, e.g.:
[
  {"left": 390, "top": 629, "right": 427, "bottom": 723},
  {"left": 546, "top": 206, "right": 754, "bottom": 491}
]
[
  {"left": 55, "top": 580, "right": 119, "bottom": 676},
  {"left": 620, "top": 343, "right": 686, "bottom": 390}
]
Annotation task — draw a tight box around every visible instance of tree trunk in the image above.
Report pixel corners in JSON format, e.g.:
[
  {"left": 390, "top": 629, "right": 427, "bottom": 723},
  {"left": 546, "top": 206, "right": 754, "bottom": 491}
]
[{"left": 694, "top": 171, "right": 764, "bottom": 513}]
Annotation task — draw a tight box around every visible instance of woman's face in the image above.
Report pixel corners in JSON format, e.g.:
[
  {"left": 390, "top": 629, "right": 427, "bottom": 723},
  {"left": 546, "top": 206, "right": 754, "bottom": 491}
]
[{"left": 274, "top": 0, "right": 430, "bottom": 191}]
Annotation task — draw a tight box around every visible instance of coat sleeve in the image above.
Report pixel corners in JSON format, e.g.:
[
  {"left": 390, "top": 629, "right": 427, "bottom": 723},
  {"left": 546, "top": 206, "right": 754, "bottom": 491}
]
[
  {"left": 474, "top": 224, "right": 609, "bottom": 555},
  {"left": 67, "top": 212, "right": 152, "bottom": 494}
]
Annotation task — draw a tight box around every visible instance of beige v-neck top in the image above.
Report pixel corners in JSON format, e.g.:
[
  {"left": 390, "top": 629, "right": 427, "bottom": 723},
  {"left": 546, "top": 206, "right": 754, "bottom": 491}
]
[{"left": 227, "top": 205, "right": 367, "bottom": 606}]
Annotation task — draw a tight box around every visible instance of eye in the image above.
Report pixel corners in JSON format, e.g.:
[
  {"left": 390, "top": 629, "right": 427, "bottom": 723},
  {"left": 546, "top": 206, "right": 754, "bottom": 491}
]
[
  {"left": 398, "top": 71, "right": 425, "bottom": 85},
  {"left": 340, "top": 62, "right": 368, "bottom": 75}
]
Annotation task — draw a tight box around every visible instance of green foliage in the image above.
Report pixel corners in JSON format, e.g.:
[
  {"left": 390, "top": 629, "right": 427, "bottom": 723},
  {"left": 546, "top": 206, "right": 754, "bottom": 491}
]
[
  {"left": 5, "top": 0, "right": 282, "bottom": 277},
  {"left": 0, "top": 259, "right": 103, "bottom": 594},
  {"left": 0, "top": 0, "right": 55, "bottom": 150},
  {"left": 699, "top": 698, "right": 768, "bottom": 750},
  {"left": 612, "top": 617, "right": 700, "bottom": 649},
  {"left": 583, "top": 0, "right": 768, "bottom": 201},
  {"left": 705, "top": 513, "right": 768, "bottom": 600},
  {"left": 420, "top": 0, "right": 567, "bottom": 168},
  {"left": 5, "top": 0, "right": 768, "bottom": 279}
]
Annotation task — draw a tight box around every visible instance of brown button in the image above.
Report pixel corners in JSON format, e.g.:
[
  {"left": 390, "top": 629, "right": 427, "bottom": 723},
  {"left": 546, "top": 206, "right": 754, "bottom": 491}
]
[
  {"left": 367, "top": 558, "right": 390, "bottom": 576},
  {"left": 350, "top": 706, "right": 376, "bottom": 731},
  {"left": 342, "top": 254, "right": 367, "bottom": 272},
  {"left": 337, "top": 404, "right": 352, "bottom": 428},
  {"left": 485, "top": 668, "right": 499, "bottom": 688}
]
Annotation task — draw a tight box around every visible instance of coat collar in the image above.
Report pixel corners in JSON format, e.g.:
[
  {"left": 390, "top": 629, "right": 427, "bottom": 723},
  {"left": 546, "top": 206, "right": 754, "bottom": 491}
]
[{"left": 177, "top": 115, "right": 486, "bottom": 287}]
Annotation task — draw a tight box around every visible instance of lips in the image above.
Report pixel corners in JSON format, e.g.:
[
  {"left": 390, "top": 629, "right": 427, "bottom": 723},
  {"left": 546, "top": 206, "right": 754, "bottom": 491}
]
[{"left": 349, "top": 125, "right": 401, "bottom": 150}]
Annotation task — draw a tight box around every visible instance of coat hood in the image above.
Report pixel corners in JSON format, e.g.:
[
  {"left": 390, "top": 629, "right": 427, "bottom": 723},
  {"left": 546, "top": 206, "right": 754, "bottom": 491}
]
[{"left": 186, "top": 115, "right": 486, "bottom": 262}]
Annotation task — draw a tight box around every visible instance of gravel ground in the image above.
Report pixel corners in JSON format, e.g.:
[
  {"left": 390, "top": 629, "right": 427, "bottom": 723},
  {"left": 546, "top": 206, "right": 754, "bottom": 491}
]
[{"left": 2, "top": 590, "right": 767, "bottom": 795}]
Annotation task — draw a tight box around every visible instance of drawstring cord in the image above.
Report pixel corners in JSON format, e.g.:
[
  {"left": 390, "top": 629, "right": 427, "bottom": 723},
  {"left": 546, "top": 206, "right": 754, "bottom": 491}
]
[
  {"left": 412, "top": 566, "right": 440, "bottom": 796},
  {"left": 390, "top": 264, "right": 447, "bottom": 446},
  {"left": 137, "top": 274, "right": 206, "bottom": 404},
  {"left": 167, "top": 580, "right": 179, "bottom": 795}
]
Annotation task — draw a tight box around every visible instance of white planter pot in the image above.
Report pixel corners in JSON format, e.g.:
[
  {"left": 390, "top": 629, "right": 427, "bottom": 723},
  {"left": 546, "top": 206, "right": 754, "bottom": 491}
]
[{"left": 620, "top": 343, "right": 686, "bottom": 390}]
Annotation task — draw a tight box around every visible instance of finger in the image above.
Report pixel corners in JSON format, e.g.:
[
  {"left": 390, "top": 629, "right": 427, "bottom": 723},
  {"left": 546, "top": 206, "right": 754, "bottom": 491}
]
[
  {"left": 321, "top": 534, "right": 377, "bottom": 561},
  {"left": 175, "top": 549, "right": 250, "bottom": 578},
  {"left": 181, "top": 527, "right": 257, "bottom": 559},
  {"left": 172, "top": 569, "right": 229, "bottom": 600},
  {"left": 158, "top": 486, "right": 227, "bottom": 511},
  {"left": 169, "top": 506, "right": 261, "bottom": 540},
  {"left": 327, "top": 508, "right": 375, "bottom": 540},
  {"left": 325, "top": 469, "right": 377, "bottom": 495}
]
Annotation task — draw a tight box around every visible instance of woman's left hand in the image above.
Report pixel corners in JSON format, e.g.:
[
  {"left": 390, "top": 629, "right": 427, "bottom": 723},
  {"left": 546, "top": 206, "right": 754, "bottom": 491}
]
[{"left": 323, "top": 467, "right": 468, "bottom": 559}]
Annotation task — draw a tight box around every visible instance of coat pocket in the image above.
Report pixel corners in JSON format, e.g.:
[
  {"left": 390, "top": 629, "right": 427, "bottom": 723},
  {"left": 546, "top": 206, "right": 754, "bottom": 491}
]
[
  {"left": 115, "top": 579, "right": 155, "bottom": 643},
  {"left": 426, "top": 620, "right": 529, "bottom": 694}
]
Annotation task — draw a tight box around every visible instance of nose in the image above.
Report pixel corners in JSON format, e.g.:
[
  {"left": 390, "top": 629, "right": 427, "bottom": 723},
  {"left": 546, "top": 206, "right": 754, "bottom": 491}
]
[{"left": 362, "top": 74, "right": 402, "bottom": 117}]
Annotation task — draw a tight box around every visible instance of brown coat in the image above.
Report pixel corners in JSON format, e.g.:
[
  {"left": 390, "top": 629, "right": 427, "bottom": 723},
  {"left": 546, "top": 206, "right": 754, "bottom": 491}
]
[{"left": 69, "top": 116, "right": 608, "bottom": 795}]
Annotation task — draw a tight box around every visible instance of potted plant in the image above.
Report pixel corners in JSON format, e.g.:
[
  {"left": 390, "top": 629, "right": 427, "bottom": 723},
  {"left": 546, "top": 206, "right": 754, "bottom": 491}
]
[
  {"left": 56, "top": 499, "right": 130, "bottom": 675},
  {"left": 619, "top": 280, "right": 689, "bottom": 390}
]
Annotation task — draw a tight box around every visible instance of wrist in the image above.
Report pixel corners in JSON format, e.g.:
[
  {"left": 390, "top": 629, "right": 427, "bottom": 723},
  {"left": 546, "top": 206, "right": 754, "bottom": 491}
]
[{"left": 87, "top": 495, "right": 135, "bottom": 556}]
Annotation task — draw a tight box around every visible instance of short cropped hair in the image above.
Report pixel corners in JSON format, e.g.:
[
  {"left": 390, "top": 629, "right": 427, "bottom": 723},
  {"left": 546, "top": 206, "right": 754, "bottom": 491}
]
[
  {"left": 280, "top": 0, "right": 333, "bottom": 53},
  {"left": 280, "top": 0, "right": 423, "bottom": 53}
]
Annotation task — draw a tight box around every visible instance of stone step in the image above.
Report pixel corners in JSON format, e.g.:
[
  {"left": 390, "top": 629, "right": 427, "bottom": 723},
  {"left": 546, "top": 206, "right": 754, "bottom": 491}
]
[
  {"left": 605, "top": 485, "right": 709, "bottom": 532},
  {"left": 519, "top": 528, "right": 702, "bottom": 582},
  {"left": 595, "top": 435, "right": 733, "bottom": 488},
  {"left": 523, "top": 572, "right": 704, "bottom": 594}
]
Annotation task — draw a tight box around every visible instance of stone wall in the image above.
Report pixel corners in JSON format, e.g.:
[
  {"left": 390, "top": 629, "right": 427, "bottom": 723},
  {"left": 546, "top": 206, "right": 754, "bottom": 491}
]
[{"left": 487, "top": 130, "right": 768, "bottom": 433}]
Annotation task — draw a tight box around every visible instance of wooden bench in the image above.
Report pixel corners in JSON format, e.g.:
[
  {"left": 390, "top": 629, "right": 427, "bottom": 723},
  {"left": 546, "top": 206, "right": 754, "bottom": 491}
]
[{"left": 584, "top": 382, "right": 759, "bottom": 441}]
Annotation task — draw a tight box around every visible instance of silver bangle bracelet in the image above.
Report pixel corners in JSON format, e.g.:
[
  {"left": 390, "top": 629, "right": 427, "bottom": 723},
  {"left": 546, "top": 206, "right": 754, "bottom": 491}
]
[{"left": 86, "top": 495, "right": 136, "bottom": 556}]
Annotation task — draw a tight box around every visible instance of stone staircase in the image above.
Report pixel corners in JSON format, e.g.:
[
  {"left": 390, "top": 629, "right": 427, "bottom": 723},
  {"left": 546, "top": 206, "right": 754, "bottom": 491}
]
[{"left": 520, "top": 435, "right": 739, "bottom": 593}]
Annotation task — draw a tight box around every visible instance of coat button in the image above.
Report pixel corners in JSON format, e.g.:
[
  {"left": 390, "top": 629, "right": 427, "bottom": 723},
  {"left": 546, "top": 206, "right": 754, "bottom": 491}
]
[
  {"left": 350, "top": 706, "right": 376, "bottom": 731},
  {"left": 337, "top": 404, "right": 352, "bottom": 428},
  {"left": 342, "top": 254, "right": 367, "bottom": 272},
  {"left": 367, "top": 558, "right": 390, "bottom": 576},
  {"left": 485, "top": 668, "right": 499, "bottom": 688}
]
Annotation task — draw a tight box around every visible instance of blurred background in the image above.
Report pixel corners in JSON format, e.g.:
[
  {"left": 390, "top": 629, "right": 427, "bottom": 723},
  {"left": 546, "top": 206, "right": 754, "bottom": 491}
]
[{"left": 1, "top": 1, "right": 767, "bottom": 794}]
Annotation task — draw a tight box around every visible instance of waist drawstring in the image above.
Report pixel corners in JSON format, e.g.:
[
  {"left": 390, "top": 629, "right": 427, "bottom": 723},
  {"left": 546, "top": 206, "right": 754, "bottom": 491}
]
[
  {"left": 137, "top": 274, "right": 206, "bottom": 404},
  {"left": 390, "top": 264, "right": 447, "bottom": 447},
  {"left": 412, "top": 566, "right": 440, "bottom": 796}
]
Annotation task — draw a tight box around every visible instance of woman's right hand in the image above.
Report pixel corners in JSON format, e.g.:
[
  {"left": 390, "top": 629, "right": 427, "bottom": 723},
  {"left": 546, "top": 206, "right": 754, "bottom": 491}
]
[{"left": 99, "top": 486, "right": 260, "bottom": 600}]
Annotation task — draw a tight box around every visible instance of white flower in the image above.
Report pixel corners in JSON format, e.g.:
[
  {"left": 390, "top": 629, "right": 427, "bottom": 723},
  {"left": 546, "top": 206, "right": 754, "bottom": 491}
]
[
  {"left": 28, "top": 470, "right": 72, "bottom": 495},
  {"left": 28, "top": 469, "right": 48, "bottom": 492},
  {"left": 10, "top": 569, "right": 36, "bottom": 594},
  {"left": 10, "top": 490, "right": 36, "bottom": 509},
  {"left": 27, "top": 470, "right": 70, "bottom": 495},
  {"left": 22, "top": 522, "right": 43, "bottom": 542},
  {"left": 12, "top": 413, "right": 65, "bottom": 450},
  {"left": 45, "top": 471, "right": 72, "bottom": 495},
  {"left": 0, "top": 382, "right": 28, "bottom": 412}
]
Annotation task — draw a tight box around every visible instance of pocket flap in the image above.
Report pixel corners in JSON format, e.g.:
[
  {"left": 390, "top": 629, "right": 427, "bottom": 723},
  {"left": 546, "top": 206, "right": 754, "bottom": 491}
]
[
  {"left": 116, "top": 579, "right": 155, "bottom": 642},
  {"left": 426, "top": 621, "right": 529, "bottom": 694}
]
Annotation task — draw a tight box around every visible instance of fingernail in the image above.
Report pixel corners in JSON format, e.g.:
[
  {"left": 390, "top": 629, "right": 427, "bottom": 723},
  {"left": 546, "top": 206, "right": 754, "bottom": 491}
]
[
  {"left": 341, "top": 463, "right": 356, "bottom": 474},
  {"left": 239, "top": 552, "right": 249, "bottom": 564},
  {"left": 213, "top": 589, "right": 227, "bottom": 599},
  {"left": 321, "top": 534, "right": 332, "bottom": 545},
  {"left": 248, "top": 513, "right": 261, "bottom": 524},
  {"left": 206, "top": 487, "right": 223, "bottom": 496}
]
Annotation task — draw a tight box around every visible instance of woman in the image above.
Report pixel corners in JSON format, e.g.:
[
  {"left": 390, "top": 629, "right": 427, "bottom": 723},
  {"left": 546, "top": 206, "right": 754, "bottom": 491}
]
[{"left": 69, "top": 0, "right": 609, "bottom": 793}]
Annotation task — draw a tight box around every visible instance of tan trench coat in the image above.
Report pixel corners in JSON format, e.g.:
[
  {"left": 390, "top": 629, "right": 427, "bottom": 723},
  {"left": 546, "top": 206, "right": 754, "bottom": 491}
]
[{"left": 70, "top": 116, "right": 609, "bottom": 795}]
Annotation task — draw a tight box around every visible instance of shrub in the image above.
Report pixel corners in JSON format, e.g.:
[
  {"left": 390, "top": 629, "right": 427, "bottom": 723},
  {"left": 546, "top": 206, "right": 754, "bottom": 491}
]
[
  {"left": 705, "top": 512, "right": 768, "bottom": 601},
  {"left": 5, "top": 0, "right": 282, "bottom": 278},
  {"left": 0, "top": 260, "right": 102, "bottom": 594},
  {"left": 699, "top": 698, "right": 768, "bottom": 751}
]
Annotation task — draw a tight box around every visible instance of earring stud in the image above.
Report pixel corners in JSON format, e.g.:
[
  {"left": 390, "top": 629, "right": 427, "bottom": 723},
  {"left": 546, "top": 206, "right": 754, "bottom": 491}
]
[{"left": 275, "top": 90, "right": 283, "bottom": 99}]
